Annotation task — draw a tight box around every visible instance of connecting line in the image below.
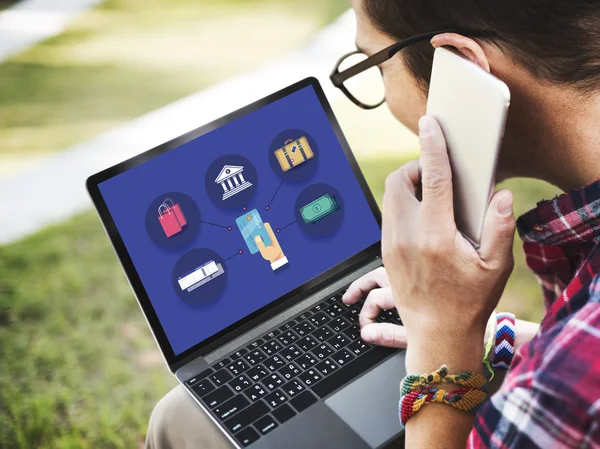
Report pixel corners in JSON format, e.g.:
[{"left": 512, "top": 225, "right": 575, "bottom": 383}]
[
  {"left": 266, "top": 180, "right": 285, "bottom": 209},
  {"left": 201, "top": 220, "right": 230, "bottom": 230},
  {"left": 278, "top": 220, "right": 297, "bottom": 232},
  {"left": 224, "top": 250, "right": 244, "bottom": 262}
]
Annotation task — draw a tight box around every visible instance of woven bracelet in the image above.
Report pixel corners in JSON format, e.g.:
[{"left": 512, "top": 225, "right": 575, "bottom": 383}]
[
  {"left": 401, "top": 365, "right": 488, "bottom": 395},
  {"left": 492, "top": 313, "right": 516, "bottom": 370}
]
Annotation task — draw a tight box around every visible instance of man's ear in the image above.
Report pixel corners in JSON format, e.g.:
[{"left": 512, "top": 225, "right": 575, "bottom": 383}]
[{"left": 430, "top": 33, "right": 490, "bottom": 73}]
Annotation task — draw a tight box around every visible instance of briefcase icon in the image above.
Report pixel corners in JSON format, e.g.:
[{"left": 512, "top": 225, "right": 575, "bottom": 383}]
[{"left": 274, "top": 136, "right": 314, "bottom": 172}]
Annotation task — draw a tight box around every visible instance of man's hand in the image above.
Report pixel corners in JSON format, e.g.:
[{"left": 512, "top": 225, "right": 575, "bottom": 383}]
[
  {"left": 383, "top": 115, "right": 517, "bottom": 375},
  {"left": 342, "top": 267, "right": 407, "bottom": 348}
]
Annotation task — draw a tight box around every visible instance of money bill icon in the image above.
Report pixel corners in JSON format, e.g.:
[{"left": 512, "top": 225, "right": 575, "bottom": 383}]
[{"left": 300, "top": 194, "right": 339, "bottom": 224}]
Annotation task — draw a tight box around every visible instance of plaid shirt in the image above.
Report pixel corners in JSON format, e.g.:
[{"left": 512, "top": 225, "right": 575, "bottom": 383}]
[{"left": 468, "top": 180, "right": 600, "bottom": 449}]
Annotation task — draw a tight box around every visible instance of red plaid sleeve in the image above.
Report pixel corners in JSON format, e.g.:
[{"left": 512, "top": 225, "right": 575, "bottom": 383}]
[{"left": 467, "top": 276, "right": 600, "bottom": 448}]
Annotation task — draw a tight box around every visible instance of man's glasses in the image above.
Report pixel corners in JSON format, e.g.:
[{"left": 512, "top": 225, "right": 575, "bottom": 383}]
[{"left": 330, "top": 30, "right": 460, "bottom": 109}]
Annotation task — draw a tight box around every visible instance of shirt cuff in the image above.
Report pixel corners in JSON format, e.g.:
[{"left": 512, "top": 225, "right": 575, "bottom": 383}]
[{"left": 270, "top": 257, "right": 288, "bottom": 271}]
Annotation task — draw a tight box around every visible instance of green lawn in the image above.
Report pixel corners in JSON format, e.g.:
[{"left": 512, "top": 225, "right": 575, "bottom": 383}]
[
  {"left": 0, "top": 154, "right": 559, "bottom": 447},
  {"left": 0, "top": 0, "right": 348, "bottom": 160}
]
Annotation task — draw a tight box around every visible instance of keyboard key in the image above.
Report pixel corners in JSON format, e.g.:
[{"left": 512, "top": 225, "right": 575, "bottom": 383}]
[
  {"left": 186, "top": 368, "right": 214, "bottom": 386},
  {"left": 262, "top": 340, "right": 282, "bottom": 356},
  {"left": 312, "top": 326, "right": 334, "bottom": 342},
  {"left": 329, "top": 334, "right": 350, "bottom": 351},
  {"left": 278, "top": 330, "right": 298, "bottom": 346},
  {"left": 214, "top": 358, "right": 231, "bottom": 371},
  {"left": 347, "top": 340, "right": 371, "bottom": 356},
  {"left": 332, "top": 348, "right": 355, "bottom": 367},
  {"left": 280, "top": 344, "right": 302, "bottom": 362},
  {"left": 279, "top": 362, "right": 301, "bottom": 381},
  {"left": 210, "top": 369, "right": 233, "bottom": 387},
  {"left": 296, "top": 353, "right": 318, "bottom": 370},
  {"left": 228, "top": 360, "right": 251, "bottom": 376},
  {"left": 254, "top": 415, "right": 278, "bottom": 435},
  {"left": 224, "top": 401, "right": 269, "bottom": 433},
  {"left": 191, "top": 378, "right": 215, "bottom": 397},
  {"left": 230, "top": 374, "right": 252, "bottom": 393},
  {"left": 279, "top": 319, "right": 296, "bottom": 332},
  {"left": 329, "top": 316, "right": 350, "bottom": 332},
  {"left": 214, "top": 394, "right": 250, "bottom": 421},
  {"left": 235, "top": 427, "right": 259, "bottom": 447},
  {"left": 297, "top": 311, "right": 312, "bottom": 321},
  {"left": 316, "top": 359, "right": 339, "bottom": 376},
  {"left": 326, "top": 296, "right": 338, "bottom": 304},
  {"left": 263, "top": 373, "right": 285, "bottom": 390},
  {"left": 204, "top": 385, "right": 234, "bottom": 408},
  {"left": 231, "top": 348, "right": 248, "bottom": 360},
  {"left": 343, "top": 307, "right": 360, "bottom": 323},
  {"left": 246, "top": 364, "right": 270, "bottom": 382},
  {"left": 343, "top": 324, "right": 361, "bottom": 341},
  {"left": 297, "top": 335, "right": 318, "bottom": 352},
  {"left": 282, "top": 379, "right": 305, "bottom": 397},
  {"left": 309, "top": 312, "right": 330, "bottom": 327},
  {"left": 264, "top": 329, "right": 281, "bottom": 341},
  {"left": 264, "top": 389, "right": 288, "bottom": 408},
  {"left": 290, "top": 390, "right": 318, "bottom": 412},
  {"left": 248, "top": 338, "right": 265, "bottom": 350},
  {"left": 272, "top": 403, "right": 296, "bottom": 424},
  {"left": 313, "top": 347, "right": 396, "bottom": 399},
  {"left": 244, "top": 384, "right": 268, "bottom": 402},
  {"left": 295, "top": 322, "right": 315, "bottom": 337},
  {"left": 310, "top": 302, "right": 326, "bottom": 314},
  {"left": 312, "top": 343, "right": 334, "bottom": 360},
  {"left": 324, "top": 303, "right": 345, "bottom": 318},
  {"left": 264, "top": 354, "right": 285, "bottom": 372},
  {"left": 298, "top": 368, "right": 322, "bottom": 387},
  {"left": 245, "top": 349, "right": 267, "bottom": 366}
]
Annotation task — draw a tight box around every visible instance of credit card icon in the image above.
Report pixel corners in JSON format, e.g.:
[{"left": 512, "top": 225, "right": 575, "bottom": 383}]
[{"left": 236, "top": 209, "right": 272, "bottom": 254}]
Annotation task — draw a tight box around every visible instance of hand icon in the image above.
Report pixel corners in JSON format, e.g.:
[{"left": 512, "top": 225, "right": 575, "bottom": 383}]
[{"left": 254, "top": 222, "right": 289, "bottom": 271}]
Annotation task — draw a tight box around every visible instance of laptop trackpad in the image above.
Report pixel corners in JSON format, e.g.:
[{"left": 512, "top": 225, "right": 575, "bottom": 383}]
[{"left": 325, "top": 351, "right": 406, "bottom": 448}]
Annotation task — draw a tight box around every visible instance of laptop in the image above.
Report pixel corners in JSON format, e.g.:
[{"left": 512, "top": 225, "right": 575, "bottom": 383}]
[{"left": 87, "top": 77, "right": 406, "bottom": 449}]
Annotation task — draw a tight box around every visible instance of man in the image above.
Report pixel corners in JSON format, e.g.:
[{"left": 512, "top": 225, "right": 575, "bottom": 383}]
[{"left": 146, "top": 0, "right": 600, "bottom": 447}]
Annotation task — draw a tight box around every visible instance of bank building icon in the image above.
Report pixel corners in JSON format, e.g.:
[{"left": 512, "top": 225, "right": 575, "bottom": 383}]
[{"left": 215, "top": 165, "right": 253, "bottom": 200}]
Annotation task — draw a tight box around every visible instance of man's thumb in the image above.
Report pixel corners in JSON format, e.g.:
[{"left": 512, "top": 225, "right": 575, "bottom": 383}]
[{"left": 478, "top": 189, "right": 516, "bottom": 266}]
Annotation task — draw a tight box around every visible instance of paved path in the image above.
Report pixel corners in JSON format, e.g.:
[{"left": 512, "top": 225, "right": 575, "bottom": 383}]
[
  {"left": 0, "top": 11, "right": 359, "bottom": 244},
  {"left": 0, "top": 0, "right": 102, "bottom": 62}
]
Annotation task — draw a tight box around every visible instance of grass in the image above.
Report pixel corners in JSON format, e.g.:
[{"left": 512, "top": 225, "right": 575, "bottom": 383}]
[
  {"left": 0, "top": 0, "right": 348, "bottom": 159},
  {"left": 0, "top": 154, "right": 559, "bottom": 447}
]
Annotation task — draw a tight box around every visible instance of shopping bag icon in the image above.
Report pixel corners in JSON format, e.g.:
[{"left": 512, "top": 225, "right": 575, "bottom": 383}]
[{"left": 158, "top": 198, "right": 187, "bottom": 238}]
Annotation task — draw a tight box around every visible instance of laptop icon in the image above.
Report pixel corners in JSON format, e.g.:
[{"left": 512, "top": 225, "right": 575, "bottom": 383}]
[{"left": 87, "top": 78, "right": 405, "bottom": 448}]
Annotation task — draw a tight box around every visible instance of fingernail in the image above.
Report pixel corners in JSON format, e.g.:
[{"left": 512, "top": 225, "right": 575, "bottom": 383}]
[
  {"left": 418, "top": 116, "right": 432, "bottom": 137},
  {"left": 497, "top": 191, "right": 514, "bottom": 216},
  {"left": 361, "top": 326, "right": 376, "bottom": 342}
]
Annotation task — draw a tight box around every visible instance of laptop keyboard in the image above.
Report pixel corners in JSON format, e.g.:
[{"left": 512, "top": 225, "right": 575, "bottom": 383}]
[{"left": 185, "top": 287, "right": 402, "bottom": 447}]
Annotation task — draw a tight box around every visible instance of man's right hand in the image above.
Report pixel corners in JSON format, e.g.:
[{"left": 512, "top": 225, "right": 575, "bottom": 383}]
[{"left": 342, "top": 267, "right": 407, "bottom": 348}]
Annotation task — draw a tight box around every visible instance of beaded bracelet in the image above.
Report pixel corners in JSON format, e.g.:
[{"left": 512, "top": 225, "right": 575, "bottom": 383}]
[
  {"left": 401, "top": 365, "right": 488, "bottom": 395},
  {"left": 491, "top": 313, "right": 516, "bottom": 369},
  {"left": 399, "top": 365, "right": 489, "bottom": 426},
  {"left": 399, "top": 385, "right": 488, "bottom": 425}
]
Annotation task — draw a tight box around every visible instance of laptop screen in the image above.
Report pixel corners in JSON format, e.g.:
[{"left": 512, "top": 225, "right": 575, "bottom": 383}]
[{"left": 97, "top": 84, "right": 381, "bottom": 357}]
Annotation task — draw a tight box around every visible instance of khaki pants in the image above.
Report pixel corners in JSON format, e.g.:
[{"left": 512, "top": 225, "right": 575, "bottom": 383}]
[{"left": 146, "top": 386, "right": 233, "bottom": 449}]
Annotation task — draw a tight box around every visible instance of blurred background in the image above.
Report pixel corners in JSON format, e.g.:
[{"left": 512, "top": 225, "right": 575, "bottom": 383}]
[{"left": 0, "top": 0, "right": 559, "bottom": 447}]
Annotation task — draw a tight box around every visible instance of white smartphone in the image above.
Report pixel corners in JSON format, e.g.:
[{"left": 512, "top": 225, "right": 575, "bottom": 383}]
[{"left": 426, "top": 47, "right": 511, "bottom": 247}]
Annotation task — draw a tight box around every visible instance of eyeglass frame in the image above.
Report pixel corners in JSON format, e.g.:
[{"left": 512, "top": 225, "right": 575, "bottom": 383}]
[{"left": 330, "top": 29, "right": 491, "bottom": 109}]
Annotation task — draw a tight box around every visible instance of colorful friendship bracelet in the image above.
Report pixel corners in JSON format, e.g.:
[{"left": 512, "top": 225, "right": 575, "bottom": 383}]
[
  {"left": 401, "top": 365, "right": 488, "bottom": 395},
  {"left": 399, "top": 385, "right": 488, "bottom": 425},
  {"left": 492, "top": 312, "right": 516, "bottom": 369}
]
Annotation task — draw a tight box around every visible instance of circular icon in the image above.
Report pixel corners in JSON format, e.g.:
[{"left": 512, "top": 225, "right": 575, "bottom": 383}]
[
  {"left": 145, "top": 193, "right": 201, "bottom": 249},
  {"left": 268, "top": 129, "right": 318, "bottom": 182},
  {"left": 171, "top": 248, "right": 227, "bottom": 305},
  {"left": 295, "top": 183, "right": 344, "bottom": 237},
  {"left": 205, "top": 155, "right": 258, "bottom": 209}
]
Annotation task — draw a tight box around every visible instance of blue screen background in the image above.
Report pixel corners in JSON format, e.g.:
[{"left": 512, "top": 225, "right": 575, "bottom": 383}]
[{"left": 99, "top": 86, "right": 381, "bottom": 355}]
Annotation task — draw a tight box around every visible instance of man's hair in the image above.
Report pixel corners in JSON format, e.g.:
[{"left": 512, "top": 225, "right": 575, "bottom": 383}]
[{"left": 363, "top": 0, "right": 600, "bottom": 92}]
